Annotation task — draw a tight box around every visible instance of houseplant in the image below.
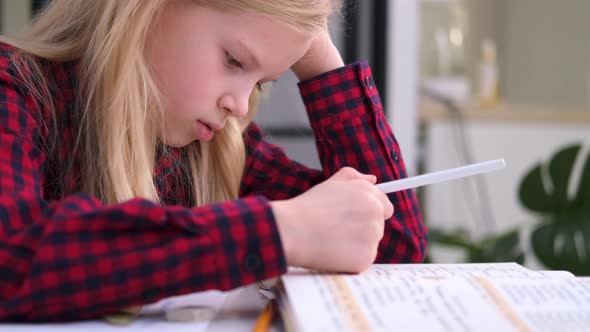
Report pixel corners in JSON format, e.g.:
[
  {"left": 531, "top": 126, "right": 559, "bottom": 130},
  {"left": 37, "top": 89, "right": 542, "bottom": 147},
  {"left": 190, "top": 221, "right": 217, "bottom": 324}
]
[
  {"left": 425, "top": 227, "right": 524, "bottom": 264},
  {"left": 518, "top": 143, "right": 590, "bottom": 275}
]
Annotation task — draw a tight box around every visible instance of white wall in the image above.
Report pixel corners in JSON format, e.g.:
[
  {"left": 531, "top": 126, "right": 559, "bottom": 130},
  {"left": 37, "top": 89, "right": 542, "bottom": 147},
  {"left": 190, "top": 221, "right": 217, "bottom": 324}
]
[
  {"left": 388, "top": 0, "right": 419, "bottom": 175},
  {"left": 497, "top": 0, "right": 590, "bottom": 108},
  {"left": 423, "top": 118, "right": 590, "bottom": 268},
  {"left": 1, "top": 0, "right": 31, "bottom": 34}
]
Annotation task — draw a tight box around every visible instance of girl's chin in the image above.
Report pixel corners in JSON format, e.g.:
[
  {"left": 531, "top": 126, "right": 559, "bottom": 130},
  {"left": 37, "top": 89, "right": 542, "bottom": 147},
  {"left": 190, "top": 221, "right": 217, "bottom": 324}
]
[{"left": 161, "top": 135, "right": 193, "bottom": 148}]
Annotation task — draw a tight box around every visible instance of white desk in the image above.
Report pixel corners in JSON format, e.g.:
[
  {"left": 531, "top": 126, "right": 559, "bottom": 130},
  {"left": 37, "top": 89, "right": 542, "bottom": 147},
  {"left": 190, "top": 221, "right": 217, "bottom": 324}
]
[{"left": 0, "top": 285, "right": 279, "bottom": 332}]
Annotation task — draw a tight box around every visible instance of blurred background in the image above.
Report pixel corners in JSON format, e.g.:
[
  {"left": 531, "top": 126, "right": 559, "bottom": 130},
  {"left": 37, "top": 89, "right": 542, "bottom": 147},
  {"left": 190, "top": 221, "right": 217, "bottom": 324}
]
[{"left": 3, "top": 0, "right": 588, "bottom": 274}]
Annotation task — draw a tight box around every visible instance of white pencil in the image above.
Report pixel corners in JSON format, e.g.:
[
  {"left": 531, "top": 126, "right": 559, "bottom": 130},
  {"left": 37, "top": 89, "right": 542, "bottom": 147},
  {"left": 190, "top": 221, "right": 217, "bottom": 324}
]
[{"left": 376, "top": 159, "right": 506, "bottom": 194}]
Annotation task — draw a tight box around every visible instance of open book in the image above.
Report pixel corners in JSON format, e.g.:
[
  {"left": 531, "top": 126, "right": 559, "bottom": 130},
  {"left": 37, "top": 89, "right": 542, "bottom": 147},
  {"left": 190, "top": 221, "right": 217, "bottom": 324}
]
[{"left": 275, "top": 263, "right": 590, "bottom": 332}]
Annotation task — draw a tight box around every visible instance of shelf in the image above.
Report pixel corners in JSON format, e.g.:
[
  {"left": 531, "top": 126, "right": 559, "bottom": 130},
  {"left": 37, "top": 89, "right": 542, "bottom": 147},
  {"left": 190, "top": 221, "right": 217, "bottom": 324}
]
[{"left": 418, "top": 98, "right": 590, "bottom": 124}]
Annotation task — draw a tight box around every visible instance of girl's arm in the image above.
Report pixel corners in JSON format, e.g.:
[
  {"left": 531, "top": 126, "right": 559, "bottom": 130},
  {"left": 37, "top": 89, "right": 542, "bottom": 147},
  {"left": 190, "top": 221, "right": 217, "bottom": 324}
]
[
  {"left": 241, "top": 60, "right": 427, "bottom": 264},
  {"left": 0, "top": 59, "right": 286, "bottom": 321}
]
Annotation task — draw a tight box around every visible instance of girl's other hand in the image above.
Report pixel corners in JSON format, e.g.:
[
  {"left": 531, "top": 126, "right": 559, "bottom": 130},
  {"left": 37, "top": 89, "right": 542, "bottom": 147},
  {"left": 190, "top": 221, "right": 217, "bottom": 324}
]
[
  {"left": 290, "top": 30, "right": 345, "bottom": 81},
  {"left": 270, "top": 167, "right": 394, "bottom": 273}
]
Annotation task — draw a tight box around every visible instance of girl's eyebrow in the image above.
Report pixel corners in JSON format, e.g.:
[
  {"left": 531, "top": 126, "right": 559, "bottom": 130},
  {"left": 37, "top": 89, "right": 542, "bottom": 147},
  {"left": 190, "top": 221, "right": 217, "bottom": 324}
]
[
  {"left": 235, "top": 40, "right": 260, "bottom": 68},
  {"left": 235, "top": 40, "right": 281, "bottom": 82}
]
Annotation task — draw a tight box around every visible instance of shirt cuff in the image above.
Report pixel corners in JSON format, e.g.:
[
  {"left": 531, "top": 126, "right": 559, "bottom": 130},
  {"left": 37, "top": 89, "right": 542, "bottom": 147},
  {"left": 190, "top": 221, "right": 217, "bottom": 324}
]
[{"left": 206, "top": 196, "right": 287, "bottom": 289}]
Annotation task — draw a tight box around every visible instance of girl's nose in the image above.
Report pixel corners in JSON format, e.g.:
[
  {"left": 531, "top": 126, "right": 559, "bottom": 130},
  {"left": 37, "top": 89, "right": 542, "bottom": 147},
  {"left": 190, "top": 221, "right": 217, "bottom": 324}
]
[{"left": 218, "top": 90, "right": 249, "bottom": 118}]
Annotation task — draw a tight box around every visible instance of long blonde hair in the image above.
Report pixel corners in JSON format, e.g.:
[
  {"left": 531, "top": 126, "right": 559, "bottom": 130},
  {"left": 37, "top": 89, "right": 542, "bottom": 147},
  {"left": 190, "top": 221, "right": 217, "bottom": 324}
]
[{"left": 0, "top": 0, "right": 340, "bottom": 206}]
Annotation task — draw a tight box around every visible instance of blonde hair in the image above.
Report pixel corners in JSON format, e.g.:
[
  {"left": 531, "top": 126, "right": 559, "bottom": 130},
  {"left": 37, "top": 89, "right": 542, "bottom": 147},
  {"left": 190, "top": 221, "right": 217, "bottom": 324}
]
[{"left": 0, "top": 0, "right": 340, "bottom": 206}]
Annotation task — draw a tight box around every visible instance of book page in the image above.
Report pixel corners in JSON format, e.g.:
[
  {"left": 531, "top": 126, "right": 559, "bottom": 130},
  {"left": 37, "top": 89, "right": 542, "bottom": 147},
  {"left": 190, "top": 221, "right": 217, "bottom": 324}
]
[
  {"left": 366, "top": 263, "right": 575, "bottom": 280},
  {"left": 485, "top": 277, "right": 590, "bottom": 332},
  {"left": 281, "top": 272, "right": 520, "bottom": 332},
  {"left": 279, "top": 264, "right": 581, "bottom": 332}
]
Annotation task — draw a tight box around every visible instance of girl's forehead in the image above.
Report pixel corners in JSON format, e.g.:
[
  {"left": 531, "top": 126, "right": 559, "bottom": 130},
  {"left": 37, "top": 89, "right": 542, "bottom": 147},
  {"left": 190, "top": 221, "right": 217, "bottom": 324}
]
[{"left": 214, "top": 10, "right": 314, "bottom": 58}]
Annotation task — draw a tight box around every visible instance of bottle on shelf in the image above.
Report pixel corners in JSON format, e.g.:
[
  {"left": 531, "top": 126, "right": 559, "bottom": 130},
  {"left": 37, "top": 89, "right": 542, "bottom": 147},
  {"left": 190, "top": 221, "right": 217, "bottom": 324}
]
[{"left": 478, "top": 39, "right": 499, "bottom": 108}]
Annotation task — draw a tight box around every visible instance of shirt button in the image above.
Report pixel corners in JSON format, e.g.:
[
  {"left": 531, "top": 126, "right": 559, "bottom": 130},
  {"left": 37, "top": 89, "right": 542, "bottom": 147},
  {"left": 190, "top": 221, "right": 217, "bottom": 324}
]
[
  {"left": 364, "top": 77, "right": 373, "bottom": 89},
  {"left": 244, "top": 253, "right": 263, "bottom": 273},
  {"left": 392, "top": 151, "right": 399, "bottom": 161}
]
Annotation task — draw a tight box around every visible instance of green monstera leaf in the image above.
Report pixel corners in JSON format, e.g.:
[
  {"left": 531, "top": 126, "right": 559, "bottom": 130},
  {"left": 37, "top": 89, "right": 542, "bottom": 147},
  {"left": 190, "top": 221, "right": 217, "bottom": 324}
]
[
  {"left": 531, "top": 218, "right": 590, "bottom": 275},
  {"left": 518, "top": 143, "right": 590, "bottom": 275}
]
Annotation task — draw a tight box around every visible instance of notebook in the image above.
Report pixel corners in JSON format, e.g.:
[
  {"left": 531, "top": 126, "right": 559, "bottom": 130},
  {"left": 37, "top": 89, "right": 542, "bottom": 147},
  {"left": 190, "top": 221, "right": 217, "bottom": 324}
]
[{"left": 273, "top": 263, "right": 590, "bottom": 332}]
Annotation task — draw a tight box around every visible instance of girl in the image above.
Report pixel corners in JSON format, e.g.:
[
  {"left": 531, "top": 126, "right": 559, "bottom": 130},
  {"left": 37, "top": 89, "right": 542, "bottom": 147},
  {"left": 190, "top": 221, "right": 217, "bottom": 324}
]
[{"left": 0, "top": 0, "right": 426, "bottom": 321}]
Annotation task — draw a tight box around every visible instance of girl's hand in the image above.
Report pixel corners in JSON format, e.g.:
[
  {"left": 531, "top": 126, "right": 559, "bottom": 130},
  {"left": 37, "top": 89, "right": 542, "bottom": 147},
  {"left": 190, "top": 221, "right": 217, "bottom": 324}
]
[
  {"left": 270, "top": 167, "right": 394, "bottom": 273},
  {"left": 290, "top": 30, "right": 345, "bottom": 81}
]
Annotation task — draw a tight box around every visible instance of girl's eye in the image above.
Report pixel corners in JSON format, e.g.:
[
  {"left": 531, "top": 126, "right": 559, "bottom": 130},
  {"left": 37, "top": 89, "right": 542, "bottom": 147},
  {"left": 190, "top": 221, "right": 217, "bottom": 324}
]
[{"left": 225, "top": 51, "right": 244, "bottom": 69}]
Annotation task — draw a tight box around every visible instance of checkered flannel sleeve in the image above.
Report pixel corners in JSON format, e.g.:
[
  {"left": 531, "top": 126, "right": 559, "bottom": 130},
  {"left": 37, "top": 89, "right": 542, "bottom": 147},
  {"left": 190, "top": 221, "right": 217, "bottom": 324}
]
[
  {"left": 0, "top": 56, "right": 286, "bottom": 321},
  {"left": 241, "top": 61, "right": 427, "bottom": 264}
]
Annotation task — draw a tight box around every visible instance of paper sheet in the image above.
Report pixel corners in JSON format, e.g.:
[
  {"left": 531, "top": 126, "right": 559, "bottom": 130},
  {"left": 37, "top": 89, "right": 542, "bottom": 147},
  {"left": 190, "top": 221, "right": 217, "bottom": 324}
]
[{"left": 0, "top": 290, "right": 227, "bottom": 332}]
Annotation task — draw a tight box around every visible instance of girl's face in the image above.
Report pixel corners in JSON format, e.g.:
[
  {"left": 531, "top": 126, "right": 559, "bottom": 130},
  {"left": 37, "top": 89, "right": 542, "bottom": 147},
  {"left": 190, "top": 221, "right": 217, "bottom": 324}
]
[{"left": 146, "top": 1, "right": 314, "bottom": 147}]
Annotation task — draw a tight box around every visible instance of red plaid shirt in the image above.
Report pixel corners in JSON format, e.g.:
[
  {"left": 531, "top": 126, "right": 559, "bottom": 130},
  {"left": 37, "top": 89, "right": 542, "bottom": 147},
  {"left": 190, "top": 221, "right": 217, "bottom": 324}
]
[{"left": 0, "top": 43, "right": 426, "bottom": 321}]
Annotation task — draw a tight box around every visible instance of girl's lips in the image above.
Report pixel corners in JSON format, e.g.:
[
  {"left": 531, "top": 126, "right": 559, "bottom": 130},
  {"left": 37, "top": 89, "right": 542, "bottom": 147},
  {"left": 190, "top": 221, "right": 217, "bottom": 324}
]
[
  {"left": 195, "top": 120, "right": 214, "bottom": 141},
  {"left": 203, "top": 121, "right": 224, "bottom": 131}
]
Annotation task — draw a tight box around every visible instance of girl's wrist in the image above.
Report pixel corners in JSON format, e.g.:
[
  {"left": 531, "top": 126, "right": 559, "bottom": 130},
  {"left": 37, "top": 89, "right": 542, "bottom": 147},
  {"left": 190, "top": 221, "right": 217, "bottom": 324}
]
[{"left": 270, "top": 199, "right": 302, "bottom": 266}]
